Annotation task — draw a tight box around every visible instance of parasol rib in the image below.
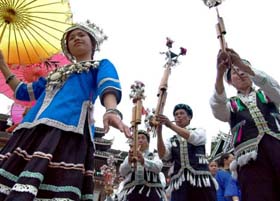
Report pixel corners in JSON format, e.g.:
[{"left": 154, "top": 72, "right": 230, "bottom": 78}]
[
  {"left": 17, "top": 0, "right": 66, "bottom": 9},
  {"left": 18, "top": 0, "right": 39, "bottom": 9},
  {"left": 20, "top": 28, "right": 43, "bottom": 63},
  {"left": 25, "top": 2, "right": 70, "bottom": 10},
  {"left": 12, "top": 23, "right": 22, "bottom": 64},
  {"left": 0, "top": 23, "right": 8, "bottom": 44},
  {"left": 7, "top": 24, "right": 11, "bottom": 64},
  {"left": 13, "top": 0, "right": 28, "bottom": 9},
  {"left": 24, "top": 27, "right": 52, "bottom": 57},
  {"left": 27, "top": 11, "right": 73, "bottom": 15},
  {"left": 16, "top": 24, "right": 32, "bottom": 63},
  {"left": 12, "top": 0, "right": 20, "bottom": 8},
  {"left": 1, "top": 0, "right": 10, "bottom": 6},
  {"left": 27, "top": 15, "right": 72, "bottom": 26},
  {"left": 26, "top": 17, "right": 70, "bottom": 39},
  {"left": 24, "top": 21, "right": 61, "bottom": 50}
]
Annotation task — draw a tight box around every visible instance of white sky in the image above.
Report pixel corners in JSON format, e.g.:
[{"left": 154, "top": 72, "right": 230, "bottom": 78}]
[{"left": 1, "top": 0, "right": 280, "bottom": 154}]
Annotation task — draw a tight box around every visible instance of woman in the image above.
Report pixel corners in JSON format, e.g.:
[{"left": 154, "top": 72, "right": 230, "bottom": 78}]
[
  {"left": 208, "top": 160, "right": 218, "bottom": 177},
  {"left": 215, "top": 153, "right": 234, "bottom": 201},
  {"left": 210, "top": 48, "right": 280, "bottom": 201},
  {"left": 0, "top": 22, "right": 131, "bottom": 200}
]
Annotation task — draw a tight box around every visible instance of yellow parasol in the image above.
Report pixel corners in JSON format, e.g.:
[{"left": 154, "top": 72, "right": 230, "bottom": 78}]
[{"left": 0, "top": 0, "right": 73, "bottom": 66}]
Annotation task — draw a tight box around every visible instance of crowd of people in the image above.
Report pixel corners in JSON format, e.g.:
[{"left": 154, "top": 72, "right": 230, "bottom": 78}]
[{"left": 0, "top": 19, "right": 280, "bottom": 201}]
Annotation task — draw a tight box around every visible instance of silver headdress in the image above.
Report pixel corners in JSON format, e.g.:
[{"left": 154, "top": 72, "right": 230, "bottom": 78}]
[{"left": 61, "top": 20, "right": 108, "bottom": 61}]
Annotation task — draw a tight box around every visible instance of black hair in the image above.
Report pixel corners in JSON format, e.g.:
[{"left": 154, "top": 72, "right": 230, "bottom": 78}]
[
  {"left": 226, "top": 68, "right": 232, "bottom": 82},
  {"left": 173, "top": 103, "right": 193, "bottom": 118},
  {"left": 88, "top": 35, "right": 97, "bottom": 58},
  {"left": 218, "top": 153, "right": 231, "bottom": 168},
  {"left": 138, "top": 130, "right": 150, "bottom": 143}
]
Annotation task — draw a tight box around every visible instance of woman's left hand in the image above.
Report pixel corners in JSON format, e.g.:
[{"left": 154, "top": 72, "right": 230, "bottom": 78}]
[
  {"left": 103, "top": 112, "right": 131, "bottom": 138},
  {"left": 227, "top": 48, "right": 255, "bottom": 76}
]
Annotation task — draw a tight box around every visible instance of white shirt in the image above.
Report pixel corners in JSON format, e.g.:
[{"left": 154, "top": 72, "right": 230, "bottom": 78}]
[
  {"left": 163, "top": 127, "right": 207, "bottom": 161},
  {"left": 119, "top": 149, "right": 163, "bottom": 179}
]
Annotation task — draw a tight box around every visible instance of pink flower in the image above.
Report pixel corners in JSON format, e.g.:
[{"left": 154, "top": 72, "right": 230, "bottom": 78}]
[
  {"left": 166, "top": 37, "right": 174, "bottom": 48},
  {"left": 180, "top": 47, "right": 187, "bottom": 55}
]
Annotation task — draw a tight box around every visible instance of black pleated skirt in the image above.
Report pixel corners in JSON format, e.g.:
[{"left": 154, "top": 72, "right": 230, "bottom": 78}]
[{"left": 0, "top": 123, "right": 94, "bottom": 201}]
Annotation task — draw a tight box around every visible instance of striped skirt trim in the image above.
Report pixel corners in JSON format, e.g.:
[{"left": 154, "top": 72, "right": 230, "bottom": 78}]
[
  {"left": 0, "top": 181, "right": 94, "bottom": 200},
  {"left": 0, "top": 124, "right": 95, "bottom": 200}
]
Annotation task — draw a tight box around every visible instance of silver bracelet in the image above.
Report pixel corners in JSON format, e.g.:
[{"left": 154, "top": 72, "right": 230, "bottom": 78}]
[
  {"left": 105, "top": 108, "right": 123, "bottom": 120},
  {"left": 6, "top": 74, "right": 15, "bottom": 84}
]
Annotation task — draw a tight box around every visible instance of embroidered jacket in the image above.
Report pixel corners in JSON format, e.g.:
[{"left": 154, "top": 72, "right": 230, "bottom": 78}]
[
  {"left": 118, "top": 150, "right": 165, "bottom": 200},
  {"left": 163, "top": 128, "right": 214, "bottom": 191},
  {"left": 228, "top": 89, "right": 280, "bottom": 161},
  {"left": 210, "top": 68, "right": 280, "bottom": 167},
  {"left": 13, "top": 59, "right": 121, "bottom": 140}
]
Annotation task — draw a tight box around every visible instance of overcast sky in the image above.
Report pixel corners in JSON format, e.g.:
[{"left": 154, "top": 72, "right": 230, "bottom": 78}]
[{"left": 1, "top": 0, "right": 280, "bottom": 153}]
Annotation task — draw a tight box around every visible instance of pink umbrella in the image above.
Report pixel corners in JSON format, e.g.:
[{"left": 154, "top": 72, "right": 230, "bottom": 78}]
[
  {"left": 4, "top": 102, "right": 33, "bottom": 133},
  {"left": 10, "top": 103, "right": 27, "bottom": 124},
  {"left": 0, "top": 53, "right": 69, "bottom": 106}
]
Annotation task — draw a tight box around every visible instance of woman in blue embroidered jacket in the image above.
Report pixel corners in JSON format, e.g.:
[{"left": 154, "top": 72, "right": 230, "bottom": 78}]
[
  {"left": 215, "top": 153, "right": 240, "bottom": 201},
  {"left": 210, "top": 48, "right": 280, "bottom": 201},
  {"left": 0, "top": 22, "right": 131, "bottom": 200},
  {"left": 118, "top": 130, "right": 166, "bottom": 201},
  {"left": 156, "top": 104, "right": 216, "bottom": 201}
]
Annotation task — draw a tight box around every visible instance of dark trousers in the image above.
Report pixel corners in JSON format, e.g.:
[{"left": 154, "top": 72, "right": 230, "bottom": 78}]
[
  {"left": 126, "top": 185, "right": 162, "bottom": 201},
  {"left": 238, "top": 134, "right": 280, "bottom": 201},
  {"left": 171, "top": 179, "right": 216, "bottom": 201}
]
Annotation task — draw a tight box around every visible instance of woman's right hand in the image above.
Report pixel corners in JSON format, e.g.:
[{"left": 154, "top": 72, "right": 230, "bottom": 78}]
[
  {"left": 215, "top": 49, "right": 230, "bottom": 94},
  {"left": 217, "top": 49, "right": 230, "bottom": 76},
  {"left": 103, "top": 112, "right": 132, "bottom": 138}
]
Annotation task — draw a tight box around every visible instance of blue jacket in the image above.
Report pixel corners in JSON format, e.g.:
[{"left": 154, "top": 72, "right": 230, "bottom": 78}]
[
  {"left": 13, "top": 59, "right": 121, "bottom": 140},
  {"left": 225, "top": 177, "right": 241, "bottom": 201},
  {"left": 215, "top": 169, "right": 231, "bottom": 201}
]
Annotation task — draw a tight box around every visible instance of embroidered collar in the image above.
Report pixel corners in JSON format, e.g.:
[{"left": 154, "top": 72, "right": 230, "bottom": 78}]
[
  {"left": 237, "top": 87, "right": 256, "bottom": 104},
  {"left": 46, "top": 60, "right": 100, "bottom": 89}
]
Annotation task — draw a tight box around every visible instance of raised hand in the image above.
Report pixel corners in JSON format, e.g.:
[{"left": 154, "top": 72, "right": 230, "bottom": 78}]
[
  {"left": 156, "top": 114, "right": 174, "bottom": 129},
  {"left": 226, "top": 48, "right": 254, "bottom": 76},
  {"left": 217, "top": 49, "right": 230, "bottom": 75}
]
